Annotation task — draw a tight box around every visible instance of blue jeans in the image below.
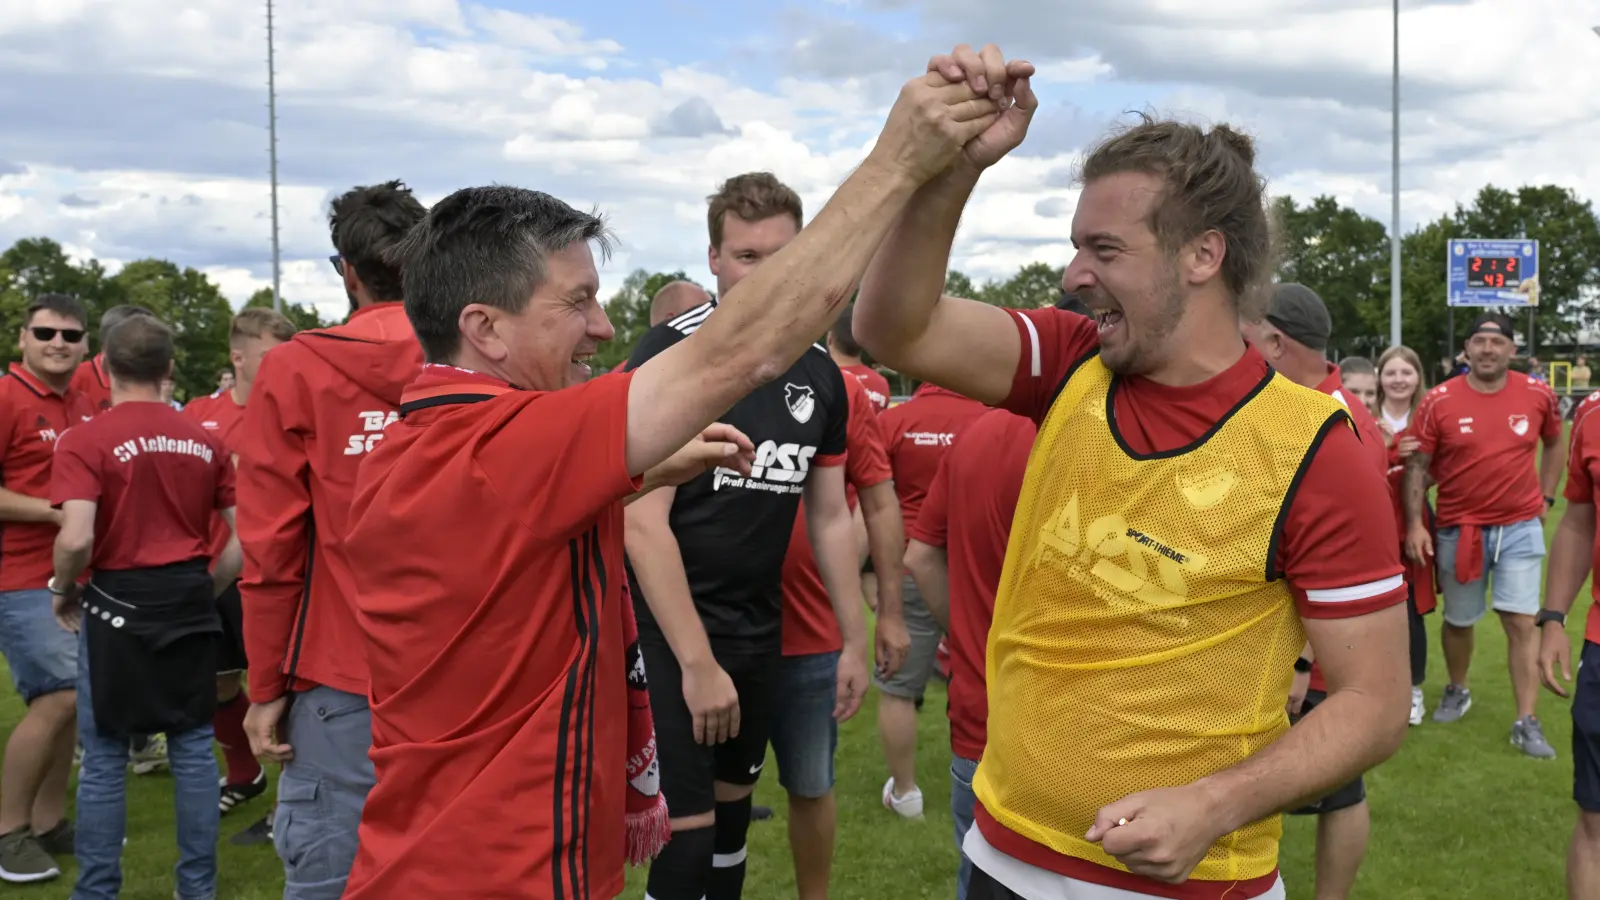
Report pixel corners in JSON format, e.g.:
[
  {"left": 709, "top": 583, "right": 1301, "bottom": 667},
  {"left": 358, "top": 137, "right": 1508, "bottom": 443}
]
[
  {"left": 951, "top": 755, "right": 979, "bottom": 900},
  {"left": 0, "top": 588, "right": 78, "bottom": 703},
  {"left": 273, "top": 685, "right": 374, "bottom": 900},
  {"left": 72, "top": 628, "right": 218, "bottom": 900},
  {"left": 770, "top": 651, "right": 840, "bottom": 798}
]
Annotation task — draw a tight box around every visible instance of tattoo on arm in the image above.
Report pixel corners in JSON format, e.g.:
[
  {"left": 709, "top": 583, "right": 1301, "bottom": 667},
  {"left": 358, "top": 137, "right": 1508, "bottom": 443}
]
[{"left": 1404, "top": 452, "right": 1431, "bottom": 528}]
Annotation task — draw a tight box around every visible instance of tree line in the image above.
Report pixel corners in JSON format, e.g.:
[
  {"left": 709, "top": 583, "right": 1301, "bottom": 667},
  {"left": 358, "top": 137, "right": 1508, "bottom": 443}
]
[{"left": 7, "top": 182, "right": 1597, "bottom": 399}]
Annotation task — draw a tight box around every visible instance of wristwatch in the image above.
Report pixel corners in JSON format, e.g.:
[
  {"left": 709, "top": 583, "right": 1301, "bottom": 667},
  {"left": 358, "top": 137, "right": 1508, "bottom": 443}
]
[
  {"left": 46, "top": 577, "right": 68, "bottom": 596},
  {"left": 1293, "top": 657, "right": 1313, "bottom": 674},
  {"left": 1536, "top": 608, "right": 1567, "bottom": 628},
  {"left": 1546, "top": 495, "right": 1558, "bottom": 508}
]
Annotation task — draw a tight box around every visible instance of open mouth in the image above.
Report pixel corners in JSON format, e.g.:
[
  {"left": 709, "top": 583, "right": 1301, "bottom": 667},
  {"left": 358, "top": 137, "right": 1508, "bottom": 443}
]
[
  {"left": 1095, "top": 308, "right": 1125, "bottom": 337},
  {"left": 570, "top": 351, "right": 594, "bottom": 374}
]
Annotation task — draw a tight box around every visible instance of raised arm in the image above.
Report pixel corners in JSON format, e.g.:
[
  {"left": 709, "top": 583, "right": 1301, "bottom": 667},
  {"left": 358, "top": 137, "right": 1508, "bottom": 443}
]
[
  {"left": 624, "top": 70, "right": 1005, "bottom": 477},
  {"left": 854, "top": 45, "right": 1039, "bottom": 405}
]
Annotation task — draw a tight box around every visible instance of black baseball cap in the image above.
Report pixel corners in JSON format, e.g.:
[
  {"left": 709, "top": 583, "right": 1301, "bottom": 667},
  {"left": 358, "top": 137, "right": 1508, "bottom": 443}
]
[
  {"left": 1265, "top": 283, "right": 1331, "bottom": 351},
  {"left": 1467, "top": 312, "right": 1516, "bottom": 342}
]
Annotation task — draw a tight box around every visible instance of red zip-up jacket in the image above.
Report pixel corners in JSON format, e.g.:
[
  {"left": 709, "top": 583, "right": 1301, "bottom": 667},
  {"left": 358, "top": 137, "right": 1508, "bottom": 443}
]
[{"left": 236, "top": 303, "right": 422, "bottom": 702}]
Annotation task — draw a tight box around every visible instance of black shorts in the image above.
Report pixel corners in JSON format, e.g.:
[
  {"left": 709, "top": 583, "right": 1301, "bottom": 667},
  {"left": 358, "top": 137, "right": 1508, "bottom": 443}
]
[
  {"left": 642, "top": 636, "right": 779, "bottom": 818},
  {"left": 215, "top": 581, "right": 248, "bottom": 676},
  {"left": 1288, "top": 689, "right": 1366, "bottom": 815},
  {"left": 1573, "top": 641, "right": 1600, "bottom": 812}
]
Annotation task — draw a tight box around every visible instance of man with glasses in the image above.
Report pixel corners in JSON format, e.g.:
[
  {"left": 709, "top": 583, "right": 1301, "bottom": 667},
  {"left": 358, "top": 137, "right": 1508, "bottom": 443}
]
[
  {"left": 72, "top": 306, "right": 155, "bottom": 416},
  {"left": 0, "top": 294, "right": 93, "bottom": 884}
]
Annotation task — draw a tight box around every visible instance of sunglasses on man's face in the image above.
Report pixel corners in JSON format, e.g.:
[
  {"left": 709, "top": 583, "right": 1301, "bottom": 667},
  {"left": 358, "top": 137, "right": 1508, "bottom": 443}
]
[
  {"left": 329, "top": 255, "right": 345, "bottom": 276},
  {"left": 29, "top": 327, "right": 85, "bottom": 344}
]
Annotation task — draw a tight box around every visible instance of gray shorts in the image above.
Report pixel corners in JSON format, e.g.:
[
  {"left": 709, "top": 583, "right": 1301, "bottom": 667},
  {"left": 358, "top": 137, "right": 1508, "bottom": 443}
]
[
  {"left": 873, "top": 574, "right": 943, "bottom": 701},
  {"left": 273, "top": 686, "right": 376, "bottom": 900}
]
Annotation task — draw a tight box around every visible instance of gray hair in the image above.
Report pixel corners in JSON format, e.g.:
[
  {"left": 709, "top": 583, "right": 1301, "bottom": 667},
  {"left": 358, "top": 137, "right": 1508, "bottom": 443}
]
[{"left": 386, "top": 186, "right": 613, "bottom": 363}]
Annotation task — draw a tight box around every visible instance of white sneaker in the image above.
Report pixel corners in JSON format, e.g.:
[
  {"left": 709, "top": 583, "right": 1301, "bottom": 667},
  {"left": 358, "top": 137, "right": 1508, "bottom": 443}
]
[
  {"left": 1409, "top": 686, "right": 1425, "bottom": 726},
  {"left": 882, "top": 777, "right": 924, "bottom": 820}
]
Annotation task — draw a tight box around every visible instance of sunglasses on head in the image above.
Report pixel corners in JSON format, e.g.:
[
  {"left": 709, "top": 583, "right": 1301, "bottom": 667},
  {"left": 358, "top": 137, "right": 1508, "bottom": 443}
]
[{"left": 29, "top": 327, "right": 85, "bottom": 344}]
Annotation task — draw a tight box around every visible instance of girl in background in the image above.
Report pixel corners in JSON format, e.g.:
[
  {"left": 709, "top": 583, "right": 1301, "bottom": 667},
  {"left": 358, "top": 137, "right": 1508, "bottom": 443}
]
[{"left": 1378, "top": 345, "right": 1435, "bottom": 725}]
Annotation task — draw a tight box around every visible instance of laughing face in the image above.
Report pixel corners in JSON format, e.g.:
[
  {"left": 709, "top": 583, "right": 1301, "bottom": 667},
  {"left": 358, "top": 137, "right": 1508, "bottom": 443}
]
[{"left": 1062, "top": 171, "right": 1187, "bottom": 376}]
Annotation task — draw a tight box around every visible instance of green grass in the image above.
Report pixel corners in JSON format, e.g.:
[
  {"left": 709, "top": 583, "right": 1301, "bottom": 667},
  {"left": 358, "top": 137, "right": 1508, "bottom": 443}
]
[{"left": 3, "top": 494, "right": 1589, "bottom": 899}]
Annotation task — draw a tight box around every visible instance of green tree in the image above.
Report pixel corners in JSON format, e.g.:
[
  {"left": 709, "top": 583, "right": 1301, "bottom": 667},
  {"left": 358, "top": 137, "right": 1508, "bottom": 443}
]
[
  {"left": 944, "top": 270, "right": 977, "bottom": 299},
  {"left": 0, "top": 238, "right": 128, "bottom": 363},
  {"left": 595, "top": 269, "right": 695, "bottom": 371},
  {"left": 1273, "top": 195, "right": 1392, "bottom": 360},
  {"left": 245, "top": 288, "right": 327, "bottom": 333},
  {"left": 112, "top": 260, "right": 234, "bottom": 401},
  {"left": 975, "top": 262, "right": 1064, "bottom": 309}
]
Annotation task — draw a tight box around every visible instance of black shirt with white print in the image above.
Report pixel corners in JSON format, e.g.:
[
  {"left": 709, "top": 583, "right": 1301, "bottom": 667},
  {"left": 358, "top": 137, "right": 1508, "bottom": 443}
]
[{"left": 625, "top": 300, "right": 849, "bottom": 654}]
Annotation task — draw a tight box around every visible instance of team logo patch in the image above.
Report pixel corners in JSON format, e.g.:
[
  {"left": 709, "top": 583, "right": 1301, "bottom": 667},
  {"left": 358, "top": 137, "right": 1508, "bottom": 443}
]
[
  {"left": 1509, "top": 414, "right": 1529, "bottom": 436},
  {"left": 784, "top": 383, "right": 815, "bottom": 423},
  {"left": 1175, "top": 450, "right": 1238, "bottom": 509}
]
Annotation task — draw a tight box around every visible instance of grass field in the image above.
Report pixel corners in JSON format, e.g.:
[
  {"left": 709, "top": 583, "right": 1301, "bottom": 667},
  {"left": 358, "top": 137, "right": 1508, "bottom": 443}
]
[{"left": 1, "top": 497, "right": 1591, "bottom": 899}]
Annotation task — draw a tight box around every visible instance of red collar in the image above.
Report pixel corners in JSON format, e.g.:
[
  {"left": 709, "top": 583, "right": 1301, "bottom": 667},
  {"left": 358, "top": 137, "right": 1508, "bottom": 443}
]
[
  {"left": 9, "top": 362, "right": 65, "bottom": 398},
  {"left": 399, "top": 364, "right": 516, "bottom": 416},
  {"left": 349, "top": 301, "right": 404, "bottom": 324}
]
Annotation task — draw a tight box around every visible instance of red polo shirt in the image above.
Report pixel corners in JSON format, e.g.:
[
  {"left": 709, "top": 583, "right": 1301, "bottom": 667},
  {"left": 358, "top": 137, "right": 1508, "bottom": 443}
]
[
  {"left": 781, "top": 376, "right": 892, "bottom": 656},
  {"left": 840, "top": 363, "right": 891, "bottom": 412},
  {"left": 71, "top": 355, "right": 112, "bottom": 416},
  {"left": 344, "top": 365, "right": 642, "bottom": 900},
  {"left": 181, "top": 390, "right": 246, "bottom": 562},
  {"left": 1565, "top": 392, "right": 1600, "bottom": 645},
  {"left": 877, "top": 383, "right": 987, "bottom": 533},
  {"left": 0, "top": 363, "right": 94, "bottom": 590},
  {"left": 908, "top": 408, "right": 1035, "bottom": 760},
  {"left": 1413, "top": 371, "right": 1560, "bottom": 527},
  {"left": 51, "top": 402, "right": 233, "bottom": 570}
]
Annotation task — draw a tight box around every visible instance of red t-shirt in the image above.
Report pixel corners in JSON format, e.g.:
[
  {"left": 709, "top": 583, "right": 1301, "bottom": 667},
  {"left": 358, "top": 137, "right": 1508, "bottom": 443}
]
[
  {"left": 840, "top": 363, "right": 891, "bottom": 412},
  {"left": 343, "top": 365, "right": 643, "bottom": 900},
  {"left": 0, "top": 363, "right": 95, "bottom": 590},
  {"left": 908, "top": 408, "right": 1035, "bottom": 760},
  {"left": 181, "top": 390, "right": 246, "bottom": 563},
  {"left": 1413, "top": 372, "right": 1560, "bottom": 527},
  {"left": 983, "top": 307, "right": 1406, "bottom": 899},
  {"left": 877, "top": 383, "right": 988, "bottom": 534},
  {"left": 71, "top": 355, "right": 112, "bottom": 416},
  {"left": 1563, "top": 392, "right": 1600, "bottom": 645},
  {"left": 781, "top": 376, "right": 893, "bottom": 657},
  {"left": 51, "top": 402, "right": 234, "bottom": 571}
]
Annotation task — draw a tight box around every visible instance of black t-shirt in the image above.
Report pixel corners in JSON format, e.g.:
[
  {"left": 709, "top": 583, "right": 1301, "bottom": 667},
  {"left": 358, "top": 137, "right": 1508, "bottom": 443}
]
[{"left": 625, "top": 300, "right": 849, "bottom": 653}]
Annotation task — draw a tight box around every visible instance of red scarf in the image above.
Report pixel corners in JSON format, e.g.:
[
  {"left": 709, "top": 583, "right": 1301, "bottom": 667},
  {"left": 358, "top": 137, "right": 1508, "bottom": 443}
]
[{"left": 622, "top": 582, "right": 670, "bottom": 865}]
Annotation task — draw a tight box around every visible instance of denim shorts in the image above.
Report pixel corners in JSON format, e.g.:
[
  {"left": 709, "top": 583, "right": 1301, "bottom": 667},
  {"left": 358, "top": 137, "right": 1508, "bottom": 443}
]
[
  {"left": 0, "top": 588, "right": 78, "bottom": 703},
  {"left": 770, "top": 650, "right": 839, "bottom": 799},
  {"left": 951, "top": 755, "right": 979, "bottom": 900},
  {"left": 1435, "top": 518, "right": 1545, "bottom": 626}
]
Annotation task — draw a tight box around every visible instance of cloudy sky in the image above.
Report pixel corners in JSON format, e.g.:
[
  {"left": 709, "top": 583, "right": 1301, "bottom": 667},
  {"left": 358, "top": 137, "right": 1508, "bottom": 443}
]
[{"left": 2, "top": 0, "right": 1599, "bottom": 321}]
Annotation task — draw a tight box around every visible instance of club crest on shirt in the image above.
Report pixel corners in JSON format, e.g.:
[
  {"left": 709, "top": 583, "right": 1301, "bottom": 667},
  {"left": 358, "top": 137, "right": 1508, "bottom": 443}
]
[
  {"left": 1174, "top": 450, "right": 1238, "bottom": 509},
  {"left": 784, "top": 383, "right": 815, "bottom": 423},
  {"left": 1508, "top": 414, "right": 1529, "bottom": 436}
]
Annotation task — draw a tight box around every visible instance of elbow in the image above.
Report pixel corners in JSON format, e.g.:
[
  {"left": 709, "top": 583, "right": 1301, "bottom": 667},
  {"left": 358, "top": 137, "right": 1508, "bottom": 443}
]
[
  {"left": 58, "top": 534, "right": 92, "bottom": 557},
  {"left": 904, "top": 540, "right": 933, "bottom": 583}
]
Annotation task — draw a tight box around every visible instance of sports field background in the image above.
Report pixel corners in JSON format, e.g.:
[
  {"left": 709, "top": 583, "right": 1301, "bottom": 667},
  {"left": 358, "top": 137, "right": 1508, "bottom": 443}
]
[{"left": 0, "top": 483, "right": 1589, "bottom": 899}]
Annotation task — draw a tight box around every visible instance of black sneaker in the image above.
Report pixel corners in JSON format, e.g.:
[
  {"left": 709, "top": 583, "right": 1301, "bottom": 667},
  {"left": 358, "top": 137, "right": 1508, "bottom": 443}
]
[
  {"left": 219, "top": 770, "right": 268, "bottom": 815},
  {"left": 0, "top": 827, "right": 59, "bottom": 883},
  {"left": 751, "top": 805, "right": 774, "bottom": 822},
  {"left": 33, "top": 820, "right": 73, "bottom": 857},
  {"left": 229, "top": 815, "right": 273, "bottom": 847}
]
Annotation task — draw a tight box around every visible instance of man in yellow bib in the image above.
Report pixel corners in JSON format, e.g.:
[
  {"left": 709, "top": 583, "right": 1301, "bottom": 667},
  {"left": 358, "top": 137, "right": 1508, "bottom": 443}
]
[{"left": 854, "top": 44, "right": 1410, "bottom": 900}]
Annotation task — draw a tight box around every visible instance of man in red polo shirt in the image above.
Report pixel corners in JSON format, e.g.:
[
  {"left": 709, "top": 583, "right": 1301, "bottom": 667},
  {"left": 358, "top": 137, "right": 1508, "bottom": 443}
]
[
  {"left": 1539, "top": 389, "right": 1600, "bottom": 897},
  {"left": 1407, "top": 312, "right": 1562, "bottom": 757},
  {"left": 49, "top": 312, "right": 237, "bottom": 900},
  {"left": 235, "top": 180, "right": 426, "bottom": 898},
  {"left": 873, "top": 376, "right": 986, "bottom": 819},
  {"left": 339, "top": 68, "right": 1002, "bottom": 900},
  {"left": 0, "top": 294, "right": 93, "bottom": 883},
  {"left": 182, "top": 308, "right": 296, "bottom": 820},
  {"left": 828, "top": 304, "right": 891, "bottom": 412},
  {"left": 71, "top": 306, "right": 152, "bottom": 417},
  {"left": 1242, "top": 283, "right": 1388, "bottom": 900},
  {"left": 774, "top": 374, "right": 903, "bottom": 900},
  {"left": 904, "top": 406, "right": 1035, "bottom": 900}
]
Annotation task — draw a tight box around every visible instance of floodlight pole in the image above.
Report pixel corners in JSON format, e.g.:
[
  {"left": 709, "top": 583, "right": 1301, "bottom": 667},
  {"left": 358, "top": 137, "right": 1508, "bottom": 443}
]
[
  {"left": 1389, "top": 0, "right": 1402, "bottom": 348},
  {"left": 267, "top": 0, "right": 282, "bottom": 313}
]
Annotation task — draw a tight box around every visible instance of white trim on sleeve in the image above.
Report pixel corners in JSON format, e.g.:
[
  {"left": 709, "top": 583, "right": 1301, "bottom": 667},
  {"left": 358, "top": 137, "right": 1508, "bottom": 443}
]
[
  {"left": 1304, "top": 574, "right": 1404, "bottom": 604},
  {"left": 1019, "top": 313, "right": 1042, "bottom": 378}
]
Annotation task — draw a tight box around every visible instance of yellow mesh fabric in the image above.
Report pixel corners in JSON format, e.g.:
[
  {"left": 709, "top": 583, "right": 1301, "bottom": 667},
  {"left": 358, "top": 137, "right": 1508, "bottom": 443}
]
[{"left": 974, "top": 355, "right": 1349, "bottom": 883}]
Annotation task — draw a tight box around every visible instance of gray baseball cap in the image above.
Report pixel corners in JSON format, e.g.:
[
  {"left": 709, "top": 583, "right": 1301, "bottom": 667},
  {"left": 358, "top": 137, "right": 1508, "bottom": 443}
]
[{"left": 1265, "top": 283, "right": 1331, "bottom": 351}]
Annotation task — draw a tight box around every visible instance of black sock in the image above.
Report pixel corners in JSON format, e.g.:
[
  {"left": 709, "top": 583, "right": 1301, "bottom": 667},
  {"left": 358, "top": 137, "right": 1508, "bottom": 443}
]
[
  {"left": 645, "top": 824, "right": 713, "bottom": 900},
  {"left": 708, "top": 796, "right": 753, "bottom": 900}
]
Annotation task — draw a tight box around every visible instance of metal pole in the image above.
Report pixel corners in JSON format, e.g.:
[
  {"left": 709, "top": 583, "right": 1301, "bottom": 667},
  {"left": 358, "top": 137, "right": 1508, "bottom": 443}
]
[
  {"left": 1389, "top": 0, "right": 1402, "bottom": 348},
  {"left": 267, "top": 0, "right": 282, "bottom": 313}
]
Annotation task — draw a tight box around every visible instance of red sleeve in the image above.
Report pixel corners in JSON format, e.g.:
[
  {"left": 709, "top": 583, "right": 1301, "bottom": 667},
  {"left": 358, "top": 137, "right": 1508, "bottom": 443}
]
[
  {"left": 235, "top": 347, "right": 314, "bottom": 703},
  {"left": 908, "top": 450, "right": 950, "bottom": 548},
  {"left": 843, "top": 380, "right": 891, "bottom": 491},
  {"left": 1280, "top": 422, "right": 1407, "bottom": 619},
  {"left": 1412, "top": 387, "right": 1442, "bottom": 457},
  {"left": 1566, "top": 398, "right": 1600, "bottom": 502},
  {"left": 1541, "top": 381, "right": 1563, "bottom": 439},
  {"left": 999, "top": 308, "right": 1100, "bottom": 425},
  {"left": 49, "top": 429, "right": 101, "bottom": 505},
  {"left": 0, "top": 387, "right": 16, "bottom": 467},
  {"left": 214, "top": 439, "right": 236, "bottom": 510},
  {"left": 474, "top": 371, "right": 644, "bottom": 541}
]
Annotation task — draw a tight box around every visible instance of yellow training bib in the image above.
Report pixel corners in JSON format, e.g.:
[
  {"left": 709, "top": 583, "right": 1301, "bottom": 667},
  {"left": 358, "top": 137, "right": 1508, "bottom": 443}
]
[{"left": 974, "top": 353, "right": 1350, "bottom": 883}]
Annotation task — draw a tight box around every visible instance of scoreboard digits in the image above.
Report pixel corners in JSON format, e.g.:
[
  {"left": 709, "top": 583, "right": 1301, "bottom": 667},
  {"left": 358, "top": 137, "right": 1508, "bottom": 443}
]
[{"left": 1467, "top": 256, "right": 1519, "bottom": 290}]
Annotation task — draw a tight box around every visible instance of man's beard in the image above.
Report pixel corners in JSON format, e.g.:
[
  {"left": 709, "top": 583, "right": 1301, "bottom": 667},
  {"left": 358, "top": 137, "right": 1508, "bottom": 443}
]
[
  {"left": 1094, "top": 278, "right": 1185, "bottom": 376},
  {"left": 346, "top": 288, "right": 360, "bottom": 319}
]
